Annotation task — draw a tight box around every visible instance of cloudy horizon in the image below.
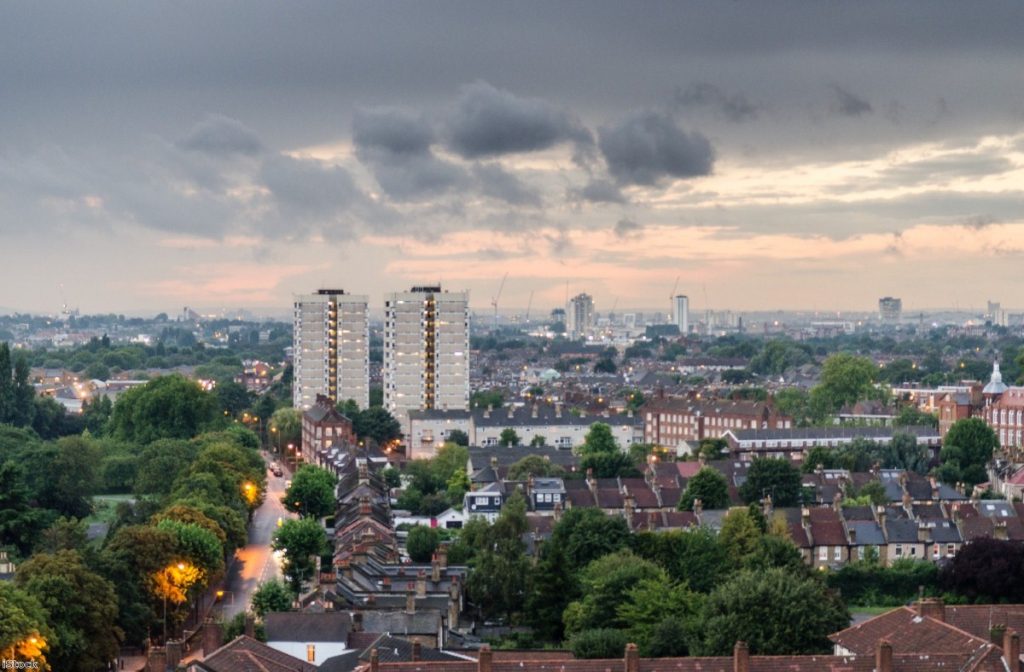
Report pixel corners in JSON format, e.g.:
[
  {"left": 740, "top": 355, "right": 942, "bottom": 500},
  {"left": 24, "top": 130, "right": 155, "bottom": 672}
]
[{"left": 2, "top": 1, "right": 1023, "bottom": 316}]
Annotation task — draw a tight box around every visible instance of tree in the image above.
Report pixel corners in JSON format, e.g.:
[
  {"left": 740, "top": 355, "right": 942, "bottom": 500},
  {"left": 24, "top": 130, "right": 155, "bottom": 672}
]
[
  {"left": 619, "top": 578, "right": 702, "bottom": 656},
  {"left": 563, "top": 551, "right": 669, "bottom": 634},
  {"left": 0, "top": 582, "right": 52, "bottom": 666},
  {"left": 530, "top": 434, "right": 546, "bottom": 447},
  {"left": 739, "top": 457, "right": 802, "bottom": 507},
  {"left": 155, "top": 519, "right": 225, "bottom": 579},
  {"left": 630, "top": 527, "right": 730, "bottom": 594},
  {"left": 381, "top": 467, "right": 402, "bottom": 489},
  {"left": 679, "top": 467, "right": 730, "bottom": 510},
  {"left": 0, "top": 343, "right": 13, "bottom": 423},
  {"left": 581, "top": 450, "right": 640, "bottom": 478},
  {"left": 354, "top": 407, "right": 401, "bottom": 446},
  {"left": 940, "top": 537, "right": 1024, "bottom": 603},
  {"left": 446, "top": 468, "right": 471, "bottom": 507},
  {"left": 593, "top": 357, "right": 617, "bottom": 374},
  {"left": 0, "top": 461, "right": 53, "bottom": 558},
  {"left": 549, "top": 507, "right": 631, "bottom": 573},
  {"left": 11, "top": 355, "right": 35, "bottom": 428},
  {"left": 269, "top": 407, "right": 302, "bottom": 448},
  {"left": 878, "top": 432, "right": 930, "bottom": 474},
  {"left": 100, "top": 524, "right": 178, "bottom": 646},
  {"left": 22, "top": 436, "right": 101, "bottom": 518},
  {"left": 466, "top": 491, "right": 530, "bottom": 621},
  {"left": 38, "top": 516, "right": 89, "bottom": 554},
  {"left": 698, "top": 568, "right": 849, "bottom": 655},
  {"left": 16, "top": 550, "right": 122, "bottom": 671},
  {"left": 273, "top": 518, "right": 328, "bottom": 592},
  {"left": 284, "top": 465, "right": 337, "bottom": 519},
  {"left": 81, "top": 395, "right": 114, "bottom": 435},
  {"left": 215, "top": 380, "right": 252, "bottom": 418},
  {"left": 251, "top": 579, "right": 295, "bottom": 617},
  {"left": 568, "top": 629, "right": 630, "bottom": 659},
  {"left": 894, "top": 406, "right": 938, "bottom": 429},
  {"left": 406, "top": 525, "right": 440, "bottom": 563},
  {"left": 937, "top": 418, "right": 999, "bottom": 489},
  {"left": 447, "top": 429, "right": 469, "bottom": 446},
  {"left": 508, "top": 455, "right": 562, "bottom": 480},
  {"left": 499, "top": 427, "right": 521, "bottom": 447},
  {"left": 109, "top": 375, "right": 219, "bottom": 443},
  {"left": 432, "top": 443, "right": 469, "bottom": 484},
  {"left": 719, "top": 508, "right": 764, "bottom": 568},
  {"left": 470, "top": 390, "right": 504, "bottom": 409},
  {"left": 578, "top": 422, "right": 619, "bottom": 456},
  {"left": 809, "top": 353, "right": 880, "bottom": 417}
]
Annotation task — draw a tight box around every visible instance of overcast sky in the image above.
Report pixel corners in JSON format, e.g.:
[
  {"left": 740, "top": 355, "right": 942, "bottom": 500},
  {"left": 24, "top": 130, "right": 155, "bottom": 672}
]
[{"left": 2, "top": 1, "right": 1023, "bottom": 316}]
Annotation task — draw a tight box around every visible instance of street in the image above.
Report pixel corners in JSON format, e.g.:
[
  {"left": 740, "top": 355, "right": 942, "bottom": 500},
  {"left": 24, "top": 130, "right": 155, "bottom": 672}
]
[{"left": 219, "top": 455, "right": 292, "bottom": 620}]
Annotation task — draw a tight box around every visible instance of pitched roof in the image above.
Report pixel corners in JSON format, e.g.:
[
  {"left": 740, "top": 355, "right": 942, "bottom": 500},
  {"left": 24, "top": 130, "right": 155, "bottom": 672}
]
[
  {"left": 197, "top": 635, "right": 318, "bottom": 672},
  {"left": 265, "top": 612, "right": 352, "bottom": 643},
  {"left": 830, "top": 606, "right": 999, "bottom": 660}
]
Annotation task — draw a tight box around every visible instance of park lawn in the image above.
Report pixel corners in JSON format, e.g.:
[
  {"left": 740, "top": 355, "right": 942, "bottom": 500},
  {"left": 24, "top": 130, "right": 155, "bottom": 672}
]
[{"left": 86, "top": 493, "right": 136, "bottom": 526}]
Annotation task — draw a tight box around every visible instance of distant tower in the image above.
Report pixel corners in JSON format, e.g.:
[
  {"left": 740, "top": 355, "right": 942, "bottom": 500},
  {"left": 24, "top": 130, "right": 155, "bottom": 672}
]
[
  {"left": 293, "top": 290, "right": 369, "bottom": 410},
  {"left": 673, "top": 295, "right": 689, "bottom": 334},
  {"left": 879, "top": 297, "right": 902, "bottom": 322},
  {"left": 566, "top": 293, "right": 595, "bottom": 340}
]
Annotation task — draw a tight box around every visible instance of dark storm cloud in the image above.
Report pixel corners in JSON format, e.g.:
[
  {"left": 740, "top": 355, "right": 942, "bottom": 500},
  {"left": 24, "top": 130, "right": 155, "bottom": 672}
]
[
  {"left": 472, "top": 163, "right": 542, "bottom": 207},
  {"left": 259, "top": 155, "right": 362, "bottom": 217},
  {"left": 443, "top": 82, "right": 593, "bottom": 159},
  {"left": 598, "top": 111, "right": 714, "bottom": 186},
  {"left": 352, "top": 108, "right": 435, "bottom": 156},
  {"left": 675, "top": 83, "right": 760, "bottom": 122},
  {"left": 830, "top": 85, "right": 873, "bottom": 117},
  {"left": 177, "top": 114, "right": 263, "bottom": 156},
  {"left": 567, "top": 179, "right": 628, "bottom": 205},
  {"left": 613, "top": 218, "right": 643, "bottom": 239}
]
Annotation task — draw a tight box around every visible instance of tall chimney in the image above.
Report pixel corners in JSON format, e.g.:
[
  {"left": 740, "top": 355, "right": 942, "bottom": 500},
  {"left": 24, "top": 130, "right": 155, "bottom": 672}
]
[
  {"left": 412, "top": 641, "right": 422, "bottom": 662},
  {"left": 1004, "top": 628, "right": 1020, "bottom": 672},
  {"left": 202, "top": 618, "right": 223, "bottom": 656},
  {"left": 352, "top": 612, "right": 363, "bottom": 633},
  {"left": 916, "top": 597, "right": 946, "bottom": 623},
  {"left": 437, "top": 544, "right": 448, "bottom": 569},
  {"left": 244, "top": 613, "right": 255, "bottom": 639},
  {"left": 624, "top": 642, "right": 639, "bottom": 672},
  {"left": 876, "top": 640, "right": 893, "bottom": 672},
  {"left": 406, "top": 588, "right": 416, "bottom": 614},
  {"left": 416, "top": 569, "right": 427, "bottom": 597},
  {"left": 370, "top": 648, "right": 380, "bottom": 672},
  {"left": 432, "top": 554, "right": 441, "bottom": 582},
  {"left": 166, "top": 639, "right": 183, "bottom": 670},
  {"left": 478, "top": 644, "right": 493, "bottom": 672},
  {"left": 733, "top": 640, "right": 749, "bottom": 672}
]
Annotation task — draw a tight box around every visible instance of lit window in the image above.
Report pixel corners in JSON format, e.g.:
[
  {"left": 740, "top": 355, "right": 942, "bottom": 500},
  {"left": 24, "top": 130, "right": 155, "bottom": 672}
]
[{"left": 307, "top": 644, "right": 315, "bottom": 662}]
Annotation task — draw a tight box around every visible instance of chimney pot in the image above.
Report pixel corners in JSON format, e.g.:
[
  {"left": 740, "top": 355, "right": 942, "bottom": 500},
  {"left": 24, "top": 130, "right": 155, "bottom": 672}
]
[
  {"left": 406, "top": 589, "right": 416, "bottom": 614},
  {"left": 624, "top": 642, "right": 639, "bottom": 672},
  {"left": 916, "top": 597, "right": 946, "bottom": 623}
]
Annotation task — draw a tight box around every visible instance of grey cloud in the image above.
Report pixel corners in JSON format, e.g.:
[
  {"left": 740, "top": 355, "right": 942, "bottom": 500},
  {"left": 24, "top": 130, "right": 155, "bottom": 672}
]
[
  {"left": 352, "top": 108, "right": 434, "bottom": 156},
  {"left": 259, "top": 154, "right": 361, "bottom": 218},
  {"left": 963, "top": 214, "right": 999, "bottom": 230},
  {"left": 567, "top": 179, "right": 627, "bottom": 205},
  {"left": 443, "top": 81, "right": 593, "bottom": 159},
  {"left": 598, "top": 111, "right": 714, "bottom": 186},
  {"left": 830, "top": 85, "right": 873, "bottom": 117},
  {"left": 613, "top": 218, "right": 643, "bottom": 239},
  {"left": 472, "top": 163, "right": 542, "bottom": 207},
  {"left": 675, "top": 82, "right": 760, "bottom": 122},
  {"left": 545, "top": 230, "right": 574, "bottom": 256},
  {"left": 177, "top": 114, "right": 263, "bottom": 156},
  {"left": 368, "top": 155, "right": 469, "bottom": 202}
]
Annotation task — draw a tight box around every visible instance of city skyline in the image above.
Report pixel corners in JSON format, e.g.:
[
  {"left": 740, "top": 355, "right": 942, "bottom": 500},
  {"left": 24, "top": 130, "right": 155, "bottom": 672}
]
[{"left": 2, "top": 2, "right": 1024, "bottom": 314}]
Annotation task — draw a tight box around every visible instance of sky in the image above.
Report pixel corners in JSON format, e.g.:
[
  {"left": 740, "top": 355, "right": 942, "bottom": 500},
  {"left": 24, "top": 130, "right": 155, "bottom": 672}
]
[{"left": 1, "top": 1, "right": 1023, "bottom": 317}]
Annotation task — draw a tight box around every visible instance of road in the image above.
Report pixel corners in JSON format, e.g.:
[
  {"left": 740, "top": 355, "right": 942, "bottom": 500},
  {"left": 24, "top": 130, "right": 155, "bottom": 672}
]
[{"left": 219, "top": 455, "right": 292, "bottom": 620}]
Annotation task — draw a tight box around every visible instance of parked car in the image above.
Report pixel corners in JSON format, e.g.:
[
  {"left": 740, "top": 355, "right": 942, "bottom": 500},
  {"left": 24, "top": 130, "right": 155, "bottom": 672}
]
[{"left": 269, "top": 462, "right": 283, "bottom": 477}]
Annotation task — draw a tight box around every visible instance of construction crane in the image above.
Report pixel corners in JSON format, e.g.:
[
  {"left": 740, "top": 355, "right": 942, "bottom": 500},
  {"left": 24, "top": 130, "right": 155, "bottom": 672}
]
[
  {"left": 525, "top": 290, "right": 534, "bottom": 323},
  {"left": 491, "top": 272, "right": 508, "bottom": 331},
  {"left": 669, "top": 276, "right": 680, "bottom": 300}
]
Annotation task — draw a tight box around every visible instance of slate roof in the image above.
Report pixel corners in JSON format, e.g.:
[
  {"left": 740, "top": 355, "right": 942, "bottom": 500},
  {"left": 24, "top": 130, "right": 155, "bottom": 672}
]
[
  {"left": 358, "top": 635, "right": 468, "bottom": 663},
  {"left": 885, "top": 519, "right": 922, "bottom": 543},
  {"left": 265, "top": 612, "right": 352, "bottom": 643},
  {"left": 727, "top": 425, "right": 941, "bottom": 442},
  {"left": 196, "top": 635, "right": 318, "bottom": 672},
  {"left": 359, "top": 610, "right": 442, "bottom": 636},
  {"left": 847, "top": 520, "right": 886, "bottom": 546}
]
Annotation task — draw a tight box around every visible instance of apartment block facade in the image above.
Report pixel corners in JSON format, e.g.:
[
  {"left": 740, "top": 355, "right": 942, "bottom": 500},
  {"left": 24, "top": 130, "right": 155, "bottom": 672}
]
[{"left": 292, "top": 289, "right": 369, "bottom": 410}]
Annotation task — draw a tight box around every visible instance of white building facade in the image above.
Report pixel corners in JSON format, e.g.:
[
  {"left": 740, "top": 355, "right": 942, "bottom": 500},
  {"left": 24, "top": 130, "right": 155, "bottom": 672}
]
[
  {"left": 384, "top": 286, "right": 470, "bottom": 434},
  {"left": 673, "top": 295, "right": 689, "bottom": 334},
  {"left": 567, "top": 293, "right": 594, "bottom": 340},
  {"left": 292, "top": 290, "right": 369, "bottom": 410}
]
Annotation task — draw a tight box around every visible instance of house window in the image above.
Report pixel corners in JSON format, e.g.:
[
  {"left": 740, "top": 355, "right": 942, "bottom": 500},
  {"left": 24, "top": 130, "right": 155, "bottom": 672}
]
[
  {"left": 895, "top": 545, "right": 903, "bottom": 557},
  {"left": 857, "top": 546, "right": 865, "bottom": 560},
  {"left": 909, "top": 546, "right": 917, "bottom": 557},
  {"left": 819, "top": 547, "right": 828, "bottom": 560},
  {"left": 947, "top": 544, "right": 956, "bottom": 556},
  {"left": 833, "top": 547, "right": 842, "bottom": 561},
  {"left": 307, "top": 644, "right": 315, "bottom": 662}
]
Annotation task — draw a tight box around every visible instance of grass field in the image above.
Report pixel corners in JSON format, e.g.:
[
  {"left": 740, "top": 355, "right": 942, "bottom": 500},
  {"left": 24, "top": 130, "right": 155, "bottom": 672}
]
[{"left": 86, "top": 493, "right": 136, "bottom": 526}]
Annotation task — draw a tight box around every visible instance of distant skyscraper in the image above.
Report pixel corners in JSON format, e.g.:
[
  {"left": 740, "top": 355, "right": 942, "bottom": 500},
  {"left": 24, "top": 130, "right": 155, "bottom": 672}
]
[
  {"left": 292, "top": 289, "right": 369, "bottom": 410},
  {"left": 566, "top": 293, "right": 594, "bottom": 340},
  {"left": 987, "top": 300, "right": 1008, "bottom": 327},
  {"left": 673, "top": 295, "right": 689, "bottom": 334},
  {"left": 384, "top": 286, "right": 470, "bottom": 422},
  {"left": 879, "top": 297, "right": 902, "bottom": 322}
]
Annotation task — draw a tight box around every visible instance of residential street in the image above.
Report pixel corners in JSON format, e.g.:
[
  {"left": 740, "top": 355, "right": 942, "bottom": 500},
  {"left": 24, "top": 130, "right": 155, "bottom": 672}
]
[{"left": 219, "top": 455, "right": 292, "bottom": 620}]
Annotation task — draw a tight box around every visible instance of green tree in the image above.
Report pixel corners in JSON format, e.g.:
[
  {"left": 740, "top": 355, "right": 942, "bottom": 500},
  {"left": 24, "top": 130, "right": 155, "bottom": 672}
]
[
  {"left": 739, "top": 457, "right": 802, "bottom": 506},
  {"left": 269, "top": 407, "right": 302, "bottom": 448},
  {"left": 877, "top": 432, "right": 930, "bottom": 474},
  {"left": 284, "top": 465, "right": 337, "bottom": 519},
  {"left": 251, "top": 579, "right": 295, "bottom": 617},
  {"left": 809, "top": 353, "right": 880, "bottom": 417},
  {"left": 937, "top": 418, "right": 999, "bottom": 489},
  {"left": 551, "top": 507, "right": 631, "bottom": 573},
  {"left": 619, "top": 578, "right": 702, "bottom": 656},
  {"left": 698, "top": 568, "right": 849, "bottom": 655},
  {"left": 508, "top": 455, "right": 562, "bottom": 480},
  {"left": 470, "top": 390, "right": 504, "bottom": 409},
  {"left": 353, "top": 407, "right": 401, "bottom": 446},
  {"left": 894, "top": 406, "right": 939, "bottom": 429},
  {"left": 466, "top": 491, "right": 530, "bottom": 621},
  {"left": 446, "top": 467, "right": 471, "bottom": 507},
  {"left": 630, "top": 527, "right": 730, "bottom": 594},
  {"left": 109, "top": 375, "right": 219, "bottom": 443},
  {"left": 564, "top": 551, "right": 668, "bottom": 635},
  {"left": 679, "top": 467, "right": 730, "bottom": 510},
  {"left": 568, "top": 629, "right": 630, "bottom": 659},
  {"left": 16, "top": 550, "right": 122, "bottom": 671},
  {"left": 100, "top": 524, "right": 178, "bottom": 646},
  {"left": 406, "top": 525, "right": 440, "bottom": 563},
  {"left": 273, "top": 518, "right": 328, "bottom": 592},
  {"left": 215, "top": 380, "right": 252, "bottom": 418},
  {"left": 81, "top": 395, "right": 114, "bottom": 435},
  {"left": 529, "top": 434, "right": 546, "bottom": 447},
  {"left": 0, "top": 461, "right": 53, "bottom": 558},
  {"left": 447, "top": 429, "right": 469, "bottom": 446},
  {"left": 593, "top": 357, "right": 617, "bottom": 374},
  {"left": 432, "top": 443, "right": 469, "bottom": 484},
  {"left": 578, "top": 422, "right": 619, "bottom": 456},
  {"left": 0, "top": 582, "right": 53, "bottom": 666},
  {"left": 499, "top": 427, "right": 521, "bottom": 447},
  {"left": 0, "top": 343, "right": 13, "bottom": 423},
  {"left": 719, "top": 508, "right": 764, "bottom": 568},
  {"left": 155, "top": 519, "right": 225, "bottom": 579},
  {"left": 38, "top": 516, "right": 89, "bottom": 554},
  {"left": 11, "top": 356, "right": 35, "bottom": 428},
  {"left": 22, "top": 436, "right": 102, "bottom": 518}
]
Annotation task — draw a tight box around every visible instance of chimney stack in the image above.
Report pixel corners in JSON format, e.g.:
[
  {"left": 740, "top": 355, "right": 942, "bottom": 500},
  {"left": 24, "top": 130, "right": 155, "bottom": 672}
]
[
  {"left": 438, "top": 544, "right": 448, "bottom": 569},
  {"left": 166, "top": 639, "right": 183, "bottom": 670},
  {"left": 624, "top": 643, "right": 639, "bottom": 672},
  {"left": 370, "top": 648, "right": 380, "bottom": 672},
  {"left": 485, "top": 404, "right": 492, "bottom": 418},
  {"left": 1004, "top": 628, "right": 1020, "bottom": 672},
  {"left": 916, "top": 597, "right": 946, "bottom": 623},
  {"left": 876, "top": 640, "right": 893, "bottom": 672},
  {"left": 406, "top": 587, "right": 416, "bottom": 614},
  {"left": 417, "top": 569, "right": 427, "bottom": 597},
  {"left": 733, "top": 640, "right": 749, "bottom": 672},
  {"left": 359, "top": 495, "right": 371, "bottom": 516},
  {"left": 693, "top": 498, "right": 703, "bottom": 516},
  {"left": 202, "top": 618, "right": 223, "bottom": 656},
  {"left": 478, "top": 644, "right": 493, "bottom": 672},
  {"left": 244, "top": 613, "right": 255, "bottom": 639},
  {"left": 145, "top": 646, "right": 166, "bottom": 672},
  {"left": 412, "top": 641, "right": 422, "bottom": 662},
  {"left": 431, "top": 554, "right": 441, "bottom": 582}
]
